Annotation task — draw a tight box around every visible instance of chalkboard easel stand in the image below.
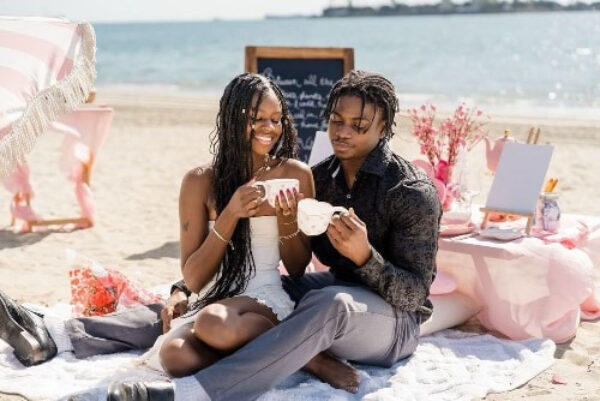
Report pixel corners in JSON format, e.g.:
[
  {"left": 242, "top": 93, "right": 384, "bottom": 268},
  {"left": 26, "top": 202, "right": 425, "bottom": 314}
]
[{"left": 245, "top": 46, "right": 354, "bottom": 74}]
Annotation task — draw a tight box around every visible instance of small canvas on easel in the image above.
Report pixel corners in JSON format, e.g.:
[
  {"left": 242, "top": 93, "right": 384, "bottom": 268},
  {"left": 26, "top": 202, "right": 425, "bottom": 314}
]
[{"left": 482, "top": 142, "right": 553, "bottom": 234}]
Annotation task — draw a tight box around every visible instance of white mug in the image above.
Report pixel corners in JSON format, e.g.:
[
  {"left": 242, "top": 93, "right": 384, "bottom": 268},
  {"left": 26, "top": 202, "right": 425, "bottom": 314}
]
[
  {"left": 253, "top": 178, "right": 299, "bottom": 207},
  {"left": 297, "top": 198, "right": 348, "bottom": 236}
]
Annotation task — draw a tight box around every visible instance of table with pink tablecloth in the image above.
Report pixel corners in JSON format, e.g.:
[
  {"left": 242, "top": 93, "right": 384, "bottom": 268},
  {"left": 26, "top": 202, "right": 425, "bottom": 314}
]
[{"left": 438, "top": 213, "right": 600, "bottom": 343}]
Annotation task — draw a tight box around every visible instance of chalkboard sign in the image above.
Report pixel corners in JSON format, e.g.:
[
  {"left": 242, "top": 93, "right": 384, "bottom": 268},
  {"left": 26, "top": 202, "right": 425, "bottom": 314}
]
[{"left": 246, "top": 46, "right": 354, "bottom": 162}]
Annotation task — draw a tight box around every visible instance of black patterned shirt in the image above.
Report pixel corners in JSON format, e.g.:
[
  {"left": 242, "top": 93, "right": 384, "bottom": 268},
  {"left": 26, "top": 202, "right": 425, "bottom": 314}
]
[{"left": 311, "top": 140, "right": 442, "bottom": 322}]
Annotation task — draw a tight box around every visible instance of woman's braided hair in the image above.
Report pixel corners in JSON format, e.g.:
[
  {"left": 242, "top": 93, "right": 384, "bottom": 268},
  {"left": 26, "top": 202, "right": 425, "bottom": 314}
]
[{"left": 190, "top": 73, "right": 297, "bottom": 311}]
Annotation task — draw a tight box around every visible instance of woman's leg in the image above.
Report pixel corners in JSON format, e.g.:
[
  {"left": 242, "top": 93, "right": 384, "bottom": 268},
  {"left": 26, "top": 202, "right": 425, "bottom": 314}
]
[
  {"left": 159, "top": 297, "right": 277, "bottom": 378},
  {"left": 159, "top": 322, "right": 222, "bottom": 378},
  {"left": 193, "top": 296, "right": 278, "bottom": 352},
  {"left": 193, "top": 296, "right": 360, "bottom": 391}
]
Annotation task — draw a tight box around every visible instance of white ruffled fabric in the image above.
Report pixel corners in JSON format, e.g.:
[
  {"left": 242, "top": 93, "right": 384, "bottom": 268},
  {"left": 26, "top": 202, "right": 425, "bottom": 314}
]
[{"left": 243, "top": 282, "right": 295, "bottom": 321}]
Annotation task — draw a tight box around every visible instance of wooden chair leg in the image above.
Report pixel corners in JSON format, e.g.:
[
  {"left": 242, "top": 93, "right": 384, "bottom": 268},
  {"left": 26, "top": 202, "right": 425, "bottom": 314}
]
[{"left": 28, "top": 217, "right": 91, "bottom": 228}]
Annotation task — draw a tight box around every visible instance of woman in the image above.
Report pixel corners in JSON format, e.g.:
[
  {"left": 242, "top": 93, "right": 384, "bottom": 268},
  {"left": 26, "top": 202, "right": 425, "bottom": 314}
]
[{"left": 148, "top": 73, "right": 358, "bottom": 392}]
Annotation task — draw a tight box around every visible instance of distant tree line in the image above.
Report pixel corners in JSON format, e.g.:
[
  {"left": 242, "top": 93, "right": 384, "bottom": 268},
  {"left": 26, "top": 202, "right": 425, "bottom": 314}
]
[{"left": 321, "top": 0, "right": 600, "bottom": 17}]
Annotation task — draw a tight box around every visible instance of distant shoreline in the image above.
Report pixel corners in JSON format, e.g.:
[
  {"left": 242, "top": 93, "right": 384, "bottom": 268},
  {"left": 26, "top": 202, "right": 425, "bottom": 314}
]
[{"left": 96, "top": 84, "right": 600, "bottom": 124}]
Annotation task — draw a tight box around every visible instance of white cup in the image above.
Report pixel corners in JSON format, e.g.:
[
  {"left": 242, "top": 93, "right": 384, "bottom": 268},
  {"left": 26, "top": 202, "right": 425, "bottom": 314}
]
[
  {"left": 253, "top": 179, "right": 299, "bottom": 207},
  {"left": 297, "top": 199, "right": 348, "bottom": 236}
]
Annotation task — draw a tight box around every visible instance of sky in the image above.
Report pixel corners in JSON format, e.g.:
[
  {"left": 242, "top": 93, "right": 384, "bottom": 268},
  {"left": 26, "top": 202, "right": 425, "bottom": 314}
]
[{"left": 0, "top": 1, "right": 430, "bottom": 23}]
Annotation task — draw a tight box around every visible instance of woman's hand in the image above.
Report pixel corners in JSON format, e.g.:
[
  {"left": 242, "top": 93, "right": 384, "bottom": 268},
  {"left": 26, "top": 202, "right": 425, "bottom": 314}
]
[
  {"left": 225, "top": 181, "right": 264, "bottom": 219},
  {"left": 161, "top": 290, "right": 189, "bottom": 333},
  {"left": 275, "top": 187, "right": 303, "bottom": 226}
]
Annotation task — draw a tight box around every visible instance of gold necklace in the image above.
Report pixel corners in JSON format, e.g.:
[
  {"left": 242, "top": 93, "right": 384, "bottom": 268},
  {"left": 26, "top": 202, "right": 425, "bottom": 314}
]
[{"left": 252, "top": 155, "right": 271, "bottom": 179}]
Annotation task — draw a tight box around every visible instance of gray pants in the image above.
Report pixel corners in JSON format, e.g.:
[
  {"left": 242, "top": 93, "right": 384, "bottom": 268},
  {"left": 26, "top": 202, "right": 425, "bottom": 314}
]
[
  {"left": 64, "top": 303, "right": 164, "bottom": 359},
  {"left": 194, "top": 272, "right": 420, "bottom": 401},
  {"left": 62, "top": 273, "right": 419, "bottom": 400}
]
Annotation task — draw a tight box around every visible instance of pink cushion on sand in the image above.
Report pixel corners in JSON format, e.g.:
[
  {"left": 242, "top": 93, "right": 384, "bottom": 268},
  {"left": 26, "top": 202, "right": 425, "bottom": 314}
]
[{"left": 430, "top": 271, "right": 457, "bottom": 295}]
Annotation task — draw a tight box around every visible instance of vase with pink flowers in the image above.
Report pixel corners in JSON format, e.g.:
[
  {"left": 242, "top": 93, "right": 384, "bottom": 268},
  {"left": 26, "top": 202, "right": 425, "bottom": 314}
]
[{"left": 407, "top": 103, "right": 489, "bottom": 211}]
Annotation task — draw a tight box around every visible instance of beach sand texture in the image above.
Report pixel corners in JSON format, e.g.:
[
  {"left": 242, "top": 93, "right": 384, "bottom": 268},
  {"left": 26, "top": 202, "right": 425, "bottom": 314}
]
[{"left": 0, "top": 92, "right": 598, "bottom": 400}]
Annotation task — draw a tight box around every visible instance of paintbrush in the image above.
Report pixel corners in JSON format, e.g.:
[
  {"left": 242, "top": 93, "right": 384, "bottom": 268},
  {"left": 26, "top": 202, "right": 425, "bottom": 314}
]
[{"left": 544, "top": 177, "right": 558, "bottom": 192}]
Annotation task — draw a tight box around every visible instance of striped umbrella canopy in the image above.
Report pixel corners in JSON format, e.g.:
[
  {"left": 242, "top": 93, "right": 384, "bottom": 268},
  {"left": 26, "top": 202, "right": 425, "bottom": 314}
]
[{"left": 0, "top": 16, "right": 96, "bottom": 178}]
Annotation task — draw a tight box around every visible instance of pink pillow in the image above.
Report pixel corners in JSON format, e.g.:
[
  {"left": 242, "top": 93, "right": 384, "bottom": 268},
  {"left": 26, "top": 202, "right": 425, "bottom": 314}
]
[{"left": 430, "top": 271, "right": 457, "bottom": 295}]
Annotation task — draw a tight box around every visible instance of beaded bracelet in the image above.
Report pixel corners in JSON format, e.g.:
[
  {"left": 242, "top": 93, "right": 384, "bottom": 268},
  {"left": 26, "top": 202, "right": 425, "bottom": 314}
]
[
  {"left": 211, "top": 227, "right": 234, "bottom": 250},
  {"left": 279, "top": 228, "right": 300, "bottom": 244}
]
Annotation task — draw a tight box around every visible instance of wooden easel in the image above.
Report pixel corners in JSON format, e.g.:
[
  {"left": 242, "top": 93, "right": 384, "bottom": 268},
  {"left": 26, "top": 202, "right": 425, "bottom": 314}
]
[
  {"left": 526, "top": 127, "right": 541, "bottom": 145},
  {"left": 480, "top": 127, "right": 542, "bottom": 235},
  {"left": 480, "top": 208, "right": 534, "bottom": 235}
]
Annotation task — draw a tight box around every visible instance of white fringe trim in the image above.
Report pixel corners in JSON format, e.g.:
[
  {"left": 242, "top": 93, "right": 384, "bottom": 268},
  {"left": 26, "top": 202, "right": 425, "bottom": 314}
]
[{"left": 0, "top": 21, "right": 97, "bottom": 178}]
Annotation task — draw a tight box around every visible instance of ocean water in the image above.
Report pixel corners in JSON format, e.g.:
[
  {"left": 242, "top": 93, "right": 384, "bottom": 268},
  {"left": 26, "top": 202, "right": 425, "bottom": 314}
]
[{"left": 94, "top": 12, "right": 600, "bottom": 113}]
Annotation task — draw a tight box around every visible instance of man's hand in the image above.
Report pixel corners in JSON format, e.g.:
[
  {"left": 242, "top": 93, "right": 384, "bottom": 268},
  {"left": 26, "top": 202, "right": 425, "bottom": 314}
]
[
  {"left": 327, "top": 208, "right": 372, "bottom": 266},
  {"left": 160, "top": 290, "right": 189, "bottom": 333}
]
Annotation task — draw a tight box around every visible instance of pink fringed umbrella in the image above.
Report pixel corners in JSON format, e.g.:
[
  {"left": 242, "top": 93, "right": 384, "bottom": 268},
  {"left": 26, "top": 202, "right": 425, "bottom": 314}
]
[
  {"left": 0, "top": 17, "right": 101, "bottom": 232},
  {"left": 0, "top": 16, "right": 96, "bottom": 176}
]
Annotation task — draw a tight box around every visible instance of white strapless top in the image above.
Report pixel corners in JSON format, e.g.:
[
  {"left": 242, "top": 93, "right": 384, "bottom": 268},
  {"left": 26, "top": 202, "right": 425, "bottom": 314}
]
[{"left": 208, "top": 216, "right": 294, "bottom": 320}]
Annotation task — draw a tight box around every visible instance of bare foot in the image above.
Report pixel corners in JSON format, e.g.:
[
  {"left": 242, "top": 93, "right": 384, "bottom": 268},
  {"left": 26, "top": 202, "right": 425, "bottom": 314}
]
[{"left": 304, "top": 352, "right": 360, "bottom": 393}]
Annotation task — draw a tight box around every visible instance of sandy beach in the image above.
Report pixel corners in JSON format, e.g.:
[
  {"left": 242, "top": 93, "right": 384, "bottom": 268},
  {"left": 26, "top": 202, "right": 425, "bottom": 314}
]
[{"left": 0, "top": 90, "right": 599, "bottom": 400}]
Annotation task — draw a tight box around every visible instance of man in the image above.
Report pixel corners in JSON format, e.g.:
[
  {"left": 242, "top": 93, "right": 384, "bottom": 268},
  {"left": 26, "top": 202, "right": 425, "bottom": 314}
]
[{"left": 105, "top": 70, "right": 442, "bottom": 401}]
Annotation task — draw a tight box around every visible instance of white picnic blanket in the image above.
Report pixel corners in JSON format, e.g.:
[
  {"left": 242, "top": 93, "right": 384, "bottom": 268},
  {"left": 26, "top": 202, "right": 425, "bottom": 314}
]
[{"left": 0, "top": 303, "right": 555, "bottom": 401}]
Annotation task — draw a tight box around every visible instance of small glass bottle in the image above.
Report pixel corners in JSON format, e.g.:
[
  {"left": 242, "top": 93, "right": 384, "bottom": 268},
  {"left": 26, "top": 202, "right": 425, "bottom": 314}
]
[{"left": 536, "top": 192, "right": 561, "bottom": 232}]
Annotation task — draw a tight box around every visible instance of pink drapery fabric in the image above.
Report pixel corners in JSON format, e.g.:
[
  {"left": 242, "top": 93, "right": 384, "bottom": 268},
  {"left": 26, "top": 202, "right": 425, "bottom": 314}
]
[
  {"left": 0, "top": 16, "right": 96, "bottom": 178},
  {"left": 5, "top": 106, "right": 113, "bottom": 232},
  {"left": 438, "top": 213, "right": 600, "bottom": 343}
]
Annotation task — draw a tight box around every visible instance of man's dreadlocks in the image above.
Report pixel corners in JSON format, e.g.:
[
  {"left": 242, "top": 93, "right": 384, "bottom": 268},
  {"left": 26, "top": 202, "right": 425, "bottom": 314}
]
[{"left": 323, "top": 70, "right": 399, "bottom": 139}]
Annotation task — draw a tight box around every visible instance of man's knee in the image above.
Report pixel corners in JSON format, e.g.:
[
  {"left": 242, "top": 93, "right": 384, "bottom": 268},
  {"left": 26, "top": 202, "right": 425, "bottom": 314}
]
[
  {"left": 282, "top": 272, "right": 336, "bottom": 304},
  {"left": 381, "top": 312, "right": 420, "bottom": 367},
  {"left": 302, "top": 286, "right": 357, "bottom": 314}
]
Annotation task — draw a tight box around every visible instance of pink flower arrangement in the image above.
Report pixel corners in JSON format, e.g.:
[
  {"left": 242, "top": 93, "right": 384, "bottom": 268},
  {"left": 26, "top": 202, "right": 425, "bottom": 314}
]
[
  {"left": 69, "top": 265, "right": 163, "bottom": 317},
  {"left": 407, "top": 103, "right": 488, "bottom": 209},
  {"left": 408, "top": 103, "right": 488, "bottom": 185}
]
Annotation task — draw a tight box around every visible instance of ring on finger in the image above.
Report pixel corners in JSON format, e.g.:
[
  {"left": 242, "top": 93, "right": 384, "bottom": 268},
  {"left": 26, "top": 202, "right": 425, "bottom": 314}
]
[{"left": 282, "top": 209, "right": 291, "bottom": 217}]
